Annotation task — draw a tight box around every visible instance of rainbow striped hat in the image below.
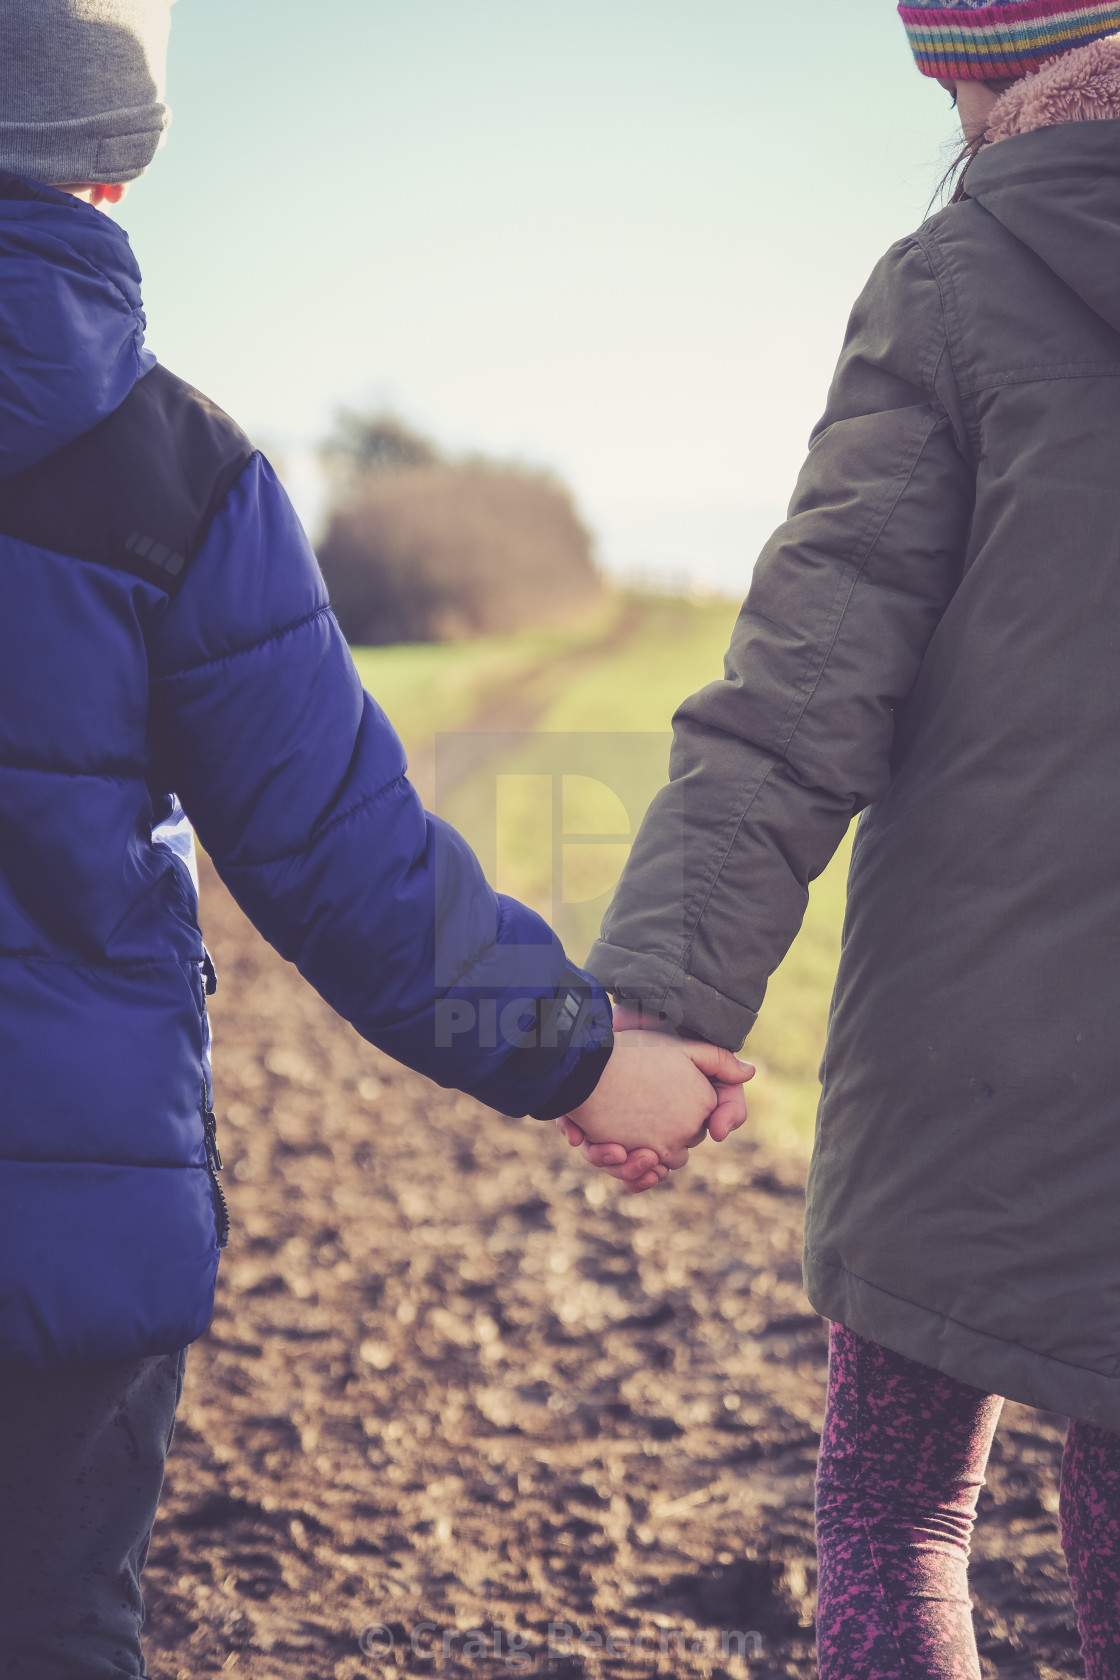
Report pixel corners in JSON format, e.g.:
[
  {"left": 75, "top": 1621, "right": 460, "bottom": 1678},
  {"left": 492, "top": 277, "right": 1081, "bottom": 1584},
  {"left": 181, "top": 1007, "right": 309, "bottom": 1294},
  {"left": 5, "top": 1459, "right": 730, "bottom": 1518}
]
[{"left": 900, "top": 0, "right": 1120, "bottom": 80}]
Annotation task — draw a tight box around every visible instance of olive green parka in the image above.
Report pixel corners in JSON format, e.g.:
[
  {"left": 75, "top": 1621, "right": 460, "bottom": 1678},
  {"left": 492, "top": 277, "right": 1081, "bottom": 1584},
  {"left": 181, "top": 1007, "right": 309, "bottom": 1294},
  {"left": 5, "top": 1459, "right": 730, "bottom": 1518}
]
[{"left": 588, "top": 117, "right": 1120, "bottom": 1426}]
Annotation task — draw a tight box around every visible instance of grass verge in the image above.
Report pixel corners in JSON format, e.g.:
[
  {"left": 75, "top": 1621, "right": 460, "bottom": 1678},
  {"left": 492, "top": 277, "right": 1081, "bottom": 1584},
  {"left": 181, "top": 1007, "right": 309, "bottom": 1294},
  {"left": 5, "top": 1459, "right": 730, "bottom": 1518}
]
[{"left": 351, "top": 594, "right": 850, "bottom": 1155}]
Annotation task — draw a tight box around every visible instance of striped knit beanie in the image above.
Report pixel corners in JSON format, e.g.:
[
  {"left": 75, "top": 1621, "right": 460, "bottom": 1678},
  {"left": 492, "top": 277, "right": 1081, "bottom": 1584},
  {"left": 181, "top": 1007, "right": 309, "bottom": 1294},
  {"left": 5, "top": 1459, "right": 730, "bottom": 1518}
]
[
  {"left": 0, "top": 0, "right": 175, "bottom": 186},
  {"left": 900, "top": 1, "right": 1120, "bottom": 80}
]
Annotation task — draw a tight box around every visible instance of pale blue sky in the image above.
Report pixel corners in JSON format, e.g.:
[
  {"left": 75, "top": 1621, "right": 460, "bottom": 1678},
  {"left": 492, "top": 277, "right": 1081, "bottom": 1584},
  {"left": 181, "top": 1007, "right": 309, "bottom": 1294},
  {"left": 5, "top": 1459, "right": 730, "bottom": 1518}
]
[{"left": 117, "top": 0, "right": 960, "bottom": 591}]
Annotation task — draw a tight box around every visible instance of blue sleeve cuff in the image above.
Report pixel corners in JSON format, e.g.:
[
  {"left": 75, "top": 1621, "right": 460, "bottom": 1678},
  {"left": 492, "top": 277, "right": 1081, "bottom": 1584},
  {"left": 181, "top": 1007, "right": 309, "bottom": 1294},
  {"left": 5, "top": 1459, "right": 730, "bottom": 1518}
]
[
  {"left": 461, "top": 967, "right": 615, "bottom": 1118},
  {"left": 529, "top": 1043, "right": 613, "bottom": 1120}
]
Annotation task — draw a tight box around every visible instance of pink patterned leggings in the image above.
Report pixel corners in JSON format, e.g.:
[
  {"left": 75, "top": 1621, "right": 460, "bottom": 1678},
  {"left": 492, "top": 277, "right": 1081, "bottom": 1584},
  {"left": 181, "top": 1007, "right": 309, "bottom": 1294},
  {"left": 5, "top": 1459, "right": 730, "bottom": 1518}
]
[{"left": 816, "top": 1323, "right": 1120, "bottom": 1680}]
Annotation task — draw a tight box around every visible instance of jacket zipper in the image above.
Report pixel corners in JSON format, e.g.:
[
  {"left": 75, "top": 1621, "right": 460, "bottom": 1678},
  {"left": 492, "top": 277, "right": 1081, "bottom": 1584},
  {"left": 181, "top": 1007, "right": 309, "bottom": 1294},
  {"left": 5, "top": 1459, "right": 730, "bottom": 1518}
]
[
  {"left": 195, "top": 951, "right": 228, "bottom": 1247},
  {"left": 203, "top": 1104, "right": 230, "bottom": 1248}
]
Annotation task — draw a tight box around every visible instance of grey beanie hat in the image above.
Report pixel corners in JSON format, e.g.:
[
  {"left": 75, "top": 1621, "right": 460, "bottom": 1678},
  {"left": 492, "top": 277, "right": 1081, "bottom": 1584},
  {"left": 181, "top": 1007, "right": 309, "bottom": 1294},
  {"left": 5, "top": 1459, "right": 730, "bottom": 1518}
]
[{"left": 0, "top": 1, "right": 174, "bottom": 186}]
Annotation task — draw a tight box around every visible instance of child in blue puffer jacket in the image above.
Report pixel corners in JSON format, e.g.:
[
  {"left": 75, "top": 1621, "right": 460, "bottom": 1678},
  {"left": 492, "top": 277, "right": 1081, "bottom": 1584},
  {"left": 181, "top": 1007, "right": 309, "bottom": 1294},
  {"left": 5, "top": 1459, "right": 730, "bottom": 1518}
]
[{"left": 0, "top": 5, "right": 753, "bottom": 1673}]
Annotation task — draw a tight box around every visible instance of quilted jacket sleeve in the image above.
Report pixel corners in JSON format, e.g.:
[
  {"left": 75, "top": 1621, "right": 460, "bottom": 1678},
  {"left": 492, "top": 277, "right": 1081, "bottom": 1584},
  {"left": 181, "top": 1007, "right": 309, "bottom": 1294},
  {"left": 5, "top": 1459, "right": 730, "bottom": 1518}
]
[
  {"left": 586, "top": 236, "right": 975, "bottom": 1049},
  {"left": 148, "top": 456, "right": 612, "bottom": 1119}
]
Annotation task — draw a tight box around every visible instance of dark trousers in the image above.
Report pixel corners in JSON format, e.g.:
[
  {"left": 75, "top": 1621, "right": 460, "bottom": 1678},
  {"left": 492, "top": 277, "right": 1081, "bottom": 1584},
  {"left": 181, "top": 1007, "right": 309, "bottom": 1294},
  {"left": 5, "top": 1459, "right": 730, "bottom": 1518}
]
[{"left": 0, "top": 1349, "right": 186, "bottom": 1679}]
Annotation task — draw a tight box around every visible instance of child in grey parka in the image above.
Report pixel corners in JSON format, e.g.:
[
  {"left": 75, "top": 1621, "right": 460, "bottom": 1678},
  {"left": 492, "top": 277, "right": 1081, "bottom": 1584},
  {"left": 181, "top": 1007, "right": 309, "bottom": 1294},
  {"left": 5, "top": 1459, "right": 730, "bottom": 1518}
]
[{"left": 578, "top": 5, "right": 1120, "bottom": 1674}]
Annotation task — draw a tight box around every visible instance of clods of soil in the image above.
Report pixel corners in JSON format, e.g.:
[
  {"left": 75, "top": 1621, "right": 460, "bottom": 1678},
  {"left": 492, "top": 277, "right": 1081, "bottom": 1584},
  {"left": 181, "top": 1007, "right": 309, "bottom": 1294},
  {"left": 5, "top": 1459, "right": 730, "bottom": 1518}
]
[{"left": 141, "top": 862, "right": 1082, "bottom": 1678}]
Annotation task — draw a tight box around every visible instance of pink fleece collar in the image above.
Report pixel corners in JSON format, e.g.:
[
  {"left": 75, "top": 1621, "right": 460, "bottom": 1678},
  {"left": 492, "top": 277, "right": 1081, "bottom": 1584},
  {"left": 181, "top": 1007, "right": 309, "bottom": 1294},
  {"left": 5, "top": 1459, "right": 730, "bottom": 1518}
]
[{"left": 986, "top": 28, "right": 1120, "bottom": 139}]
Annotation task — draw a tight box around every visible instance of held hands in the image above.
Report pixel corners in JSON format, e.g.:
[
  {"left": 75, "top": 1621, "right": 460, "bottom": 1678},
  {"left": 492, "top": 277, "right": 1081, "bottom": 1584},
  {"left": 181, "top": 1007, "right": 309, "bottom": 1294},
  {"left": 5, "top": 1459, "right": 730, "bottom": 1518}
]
[{"left": 556, "top": 1009, "right": 754, "bottom": 1195}]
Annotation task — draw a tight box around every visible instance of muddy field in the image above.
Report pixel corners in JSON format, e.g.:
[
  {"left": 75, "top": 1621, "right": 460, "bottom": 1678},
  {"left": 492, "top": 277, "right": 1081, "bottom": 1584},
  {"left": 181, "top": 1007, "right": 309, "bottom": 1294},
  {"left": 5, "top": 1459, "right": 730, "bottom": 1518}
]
[{"left": 142, "top": 861, "right": 1083, "bottom": 1680}]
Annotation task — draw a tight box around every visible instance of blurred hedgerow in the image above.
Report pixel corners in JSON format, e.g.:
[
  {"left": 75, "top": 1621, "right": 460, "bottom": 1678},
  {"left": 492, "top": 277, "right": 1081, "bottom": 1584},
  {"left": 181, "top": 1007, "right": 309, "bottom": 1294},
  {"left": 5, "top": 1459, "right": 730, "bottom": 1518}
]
[{"left": 316, "top": 412, "right": 602, "bottom": 646}]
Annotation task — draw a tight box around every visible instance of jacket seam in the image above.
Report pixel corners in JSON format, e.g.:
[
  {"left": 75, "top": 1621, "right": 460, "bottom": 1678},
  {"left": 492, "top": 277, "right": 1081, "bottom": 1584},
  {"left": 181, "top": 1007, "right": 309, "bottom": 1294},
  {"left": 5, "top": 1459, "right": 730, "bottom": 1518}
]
[
  {"left": 808, "top": 1249, "right": 1116, "bottom": 1383},
  {"left": 0, "top": 950, "right": 197, "bottom": 972},
  {"left": 0, "top": 759, "right": 141, "bottom": 782},
  {"left": 153, "top": 604, "right": 331, "bottom": 681},
  {"left": 911, "top": 237, "right": 942, "bottom": 396},
  {"left": 658, "top": 409, "right": 944, "bottom": 1010},
  {"left": 959, "top": 364, "right": 1120, "bottom": 394},
  {"left": 0, "top": 1155, "right": 208, "bottom": 1170},
  {"left": 915, "top": 228, "right": 979, "bottom": 460},
  {"left": 219, "top": 773, "right": 409, "bottom": 868}
]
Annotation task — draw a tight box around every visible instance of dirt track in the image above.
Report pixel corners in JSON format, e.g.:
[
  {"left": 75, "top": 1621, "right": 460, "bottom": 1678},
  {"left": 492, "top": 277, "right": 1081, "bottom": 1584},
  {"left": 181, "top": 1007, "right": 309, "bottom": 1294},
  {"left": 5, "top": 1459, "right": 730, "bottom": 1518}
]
[{"left": 142, "top": 860, "right": 1083, "bottom": 1680}]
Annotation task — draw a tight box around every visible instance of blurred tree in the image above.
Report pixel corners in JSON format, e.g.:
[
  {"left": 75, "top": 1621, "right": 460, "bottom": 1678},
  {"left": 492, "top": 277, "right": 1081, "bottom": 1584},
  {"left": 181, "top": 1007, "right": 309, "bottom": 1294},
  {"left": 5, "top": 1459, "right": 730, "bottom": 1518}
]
[
  {"left": 321, "top": 410, "right": 441, "bottom": 478},
  {"left": 316, "top": 412, "right": 601, "bottom": 646}
]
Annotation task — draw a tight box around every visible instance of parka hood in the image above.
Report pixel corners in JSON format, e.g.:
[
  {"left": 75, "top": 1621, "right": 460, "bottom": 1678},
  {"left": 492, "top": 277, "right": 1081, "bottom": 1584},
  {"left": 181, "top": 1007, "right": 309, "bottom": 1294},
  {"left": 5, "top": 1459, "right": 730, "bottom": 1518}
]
[
  {"left": 964, "top": 34, "right": 1120, "bottom": 336},
  {"left": 966, "top": 123, "right": 1120, "bottom": 336},
  {"left": 0, "top": 173, "right": 152, "bottom": 482}
]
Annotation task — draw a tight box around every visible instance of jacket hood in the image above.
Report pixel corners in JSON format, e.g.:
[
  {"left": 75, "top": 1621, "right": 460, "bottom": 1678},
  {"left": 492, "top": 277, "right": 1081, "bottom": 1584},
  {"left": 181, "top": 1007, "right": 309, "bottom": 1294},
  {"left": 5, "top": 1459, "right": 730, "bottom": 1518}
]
[
  {"left": 964, "top": 36, "right": 1120, "bottom": 336},
  {"left": 0, "top": 174, "right": 152, "bottom": 482}
]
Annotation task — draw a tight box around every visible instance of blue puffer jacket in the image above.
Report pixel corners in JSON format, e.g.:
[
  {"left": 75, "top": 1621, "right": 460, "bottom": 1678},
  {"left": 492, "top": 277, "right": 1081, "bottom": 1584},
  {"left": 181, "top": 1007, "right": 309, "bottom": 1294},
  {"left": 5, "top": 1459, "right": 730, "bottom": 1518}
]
[{"left": 0, "top": 175, "right": 612, "bottom": 1370}]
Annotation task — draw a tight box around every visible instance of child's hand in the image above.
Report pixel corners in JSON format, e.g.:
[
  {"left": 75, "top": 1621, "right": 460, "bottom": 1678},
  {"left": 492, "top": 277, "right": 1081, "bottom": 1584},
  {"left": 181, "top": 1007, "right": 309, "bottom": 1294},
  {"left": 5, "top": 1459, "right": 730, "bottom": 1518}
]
[
  {"left": 559, "top": 1026, "right": 754, "bottom": 1191},
  {"left": 554, "top": 1117, "right": 670, "bottom": 1193}
]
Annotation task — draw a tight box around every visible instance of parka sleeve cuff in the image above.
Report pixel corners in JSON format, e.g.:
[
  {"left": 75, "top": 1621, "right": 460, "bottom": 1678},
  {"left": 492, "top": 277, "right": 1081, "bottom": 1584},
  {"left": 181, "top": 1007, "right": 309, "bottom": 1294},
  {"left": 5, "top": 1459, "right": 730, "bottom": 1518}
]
[{"left": 584, "top": 938, "right": 758, "bottom": 1052}]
